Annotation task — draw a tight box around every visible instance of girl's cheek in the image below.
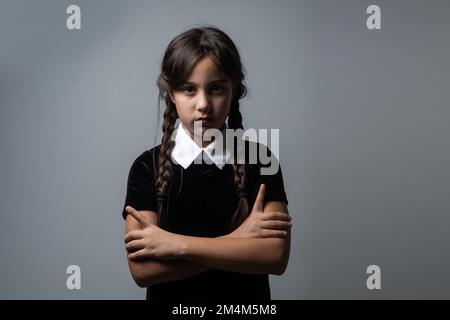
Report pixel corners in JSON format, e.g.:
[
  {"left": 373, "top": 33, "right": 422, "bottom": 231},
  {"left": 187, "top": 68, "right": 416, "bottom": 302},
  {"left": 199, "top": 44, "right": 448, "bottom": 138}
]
[
  {"left": 211, "top": 97, "right": 230, "bottom": 110},
  {"left": 177, "top": 97, "right": 190, "bottom": 105},
  {"left": 177, "top": 100, "right": 195, "bottom": 112}
]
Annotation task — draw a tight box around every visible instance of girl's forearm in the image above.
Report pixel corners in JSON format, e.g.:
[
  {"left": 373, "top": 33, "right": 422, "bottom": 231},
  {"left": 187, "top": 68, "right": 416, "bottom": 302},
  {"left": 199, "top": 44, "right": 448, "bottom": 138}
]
[
  {"left": 128, "top": 234, "right": 230, "bottom": 287},
  {"left": 178, "top": 236, "right": 289, "bottom": 275},
  {"left": 128, "top": 258, "right": 209, "bottom": 287},
  {"left": 129, "top": 231, "right": 289, "bottom": 287}
]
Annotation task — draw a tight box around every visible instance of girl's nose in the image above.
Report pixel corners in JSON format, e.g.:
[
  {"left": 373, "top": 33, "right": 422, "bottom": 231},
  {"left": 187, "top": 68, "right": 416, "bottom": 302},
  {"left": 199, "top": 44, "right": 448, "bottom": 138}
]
[{"left": 196, "top": 92, "right": 211, "bottom": 113}]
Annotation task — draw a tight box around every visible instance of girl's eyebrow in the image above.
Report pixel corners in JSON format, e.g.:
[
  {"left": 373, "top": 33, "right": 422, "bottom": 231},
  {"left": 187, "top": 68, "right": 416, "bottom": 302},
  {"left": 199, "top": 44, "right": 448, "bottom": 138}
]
[{"left": 184, "top": 78, "right": 229, "bottom": 86}]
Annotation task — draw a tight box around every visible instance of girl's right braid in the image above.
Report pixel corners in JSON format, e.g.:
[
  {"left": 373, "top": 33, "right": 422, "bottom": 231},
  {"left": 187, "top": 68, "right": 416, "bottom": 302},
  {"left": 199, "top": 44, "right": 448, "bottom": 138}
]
[{"left": 155, "top": 98, "right": 178, "bottom": 226}]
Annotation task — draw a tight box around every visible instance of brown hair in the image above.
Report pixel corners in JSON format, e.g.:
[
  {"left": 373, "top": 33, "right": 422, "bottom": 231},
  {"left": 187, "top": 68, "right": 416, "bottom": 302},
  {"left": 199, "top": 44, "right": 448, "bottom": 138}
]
[{"left": 155, "top": 25, "right": 248, "bottom": 231}]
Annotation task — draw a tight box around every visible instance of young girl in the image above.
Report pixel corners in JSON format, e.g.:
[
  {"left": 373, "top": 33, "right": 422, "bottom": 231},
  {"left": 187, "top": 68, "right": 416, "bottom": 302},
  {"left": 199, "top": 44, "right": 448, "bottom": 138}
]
[{"left": 121, "top": 26, "right": 291, "bottom": 300}]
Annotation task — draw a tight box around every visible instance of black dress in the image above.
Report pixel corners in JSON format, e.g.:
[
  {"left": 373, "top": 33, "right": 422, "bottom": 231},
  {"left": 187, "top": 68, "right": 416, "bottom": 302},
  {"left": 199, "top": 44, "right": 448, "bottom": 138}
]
[{"left": 121, "top": 140, "right": 289, "bottom": 300}]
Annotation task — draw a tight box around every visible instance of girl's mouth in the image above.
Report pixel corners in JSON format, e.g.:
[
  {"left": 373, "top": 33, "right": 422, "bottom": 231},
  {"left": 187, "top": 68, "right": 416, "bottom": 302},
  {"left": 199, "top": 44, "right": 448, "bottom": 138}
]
[{"left": 195, "top": 117, "right": 212, "bottom": 124}]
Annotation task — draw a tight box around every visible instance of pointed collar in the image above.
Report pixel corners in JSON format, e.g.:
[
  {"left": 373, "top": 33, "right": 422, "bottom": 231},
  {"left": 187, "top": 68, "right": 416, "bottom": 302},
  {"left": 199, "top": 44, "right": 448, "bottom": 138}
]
[{"left": 171, "top": 122, "right": 231, "bottom": 170}]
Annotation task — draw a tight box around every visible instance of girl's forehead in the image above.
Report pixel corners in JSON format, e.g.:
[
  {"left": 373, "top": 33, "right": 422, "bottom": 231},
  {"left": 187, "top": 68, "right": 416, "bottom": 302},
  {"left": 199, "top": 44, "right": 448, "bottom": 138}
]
[{"left": 185, "top": 57, "right": 230, "bottom": 83}]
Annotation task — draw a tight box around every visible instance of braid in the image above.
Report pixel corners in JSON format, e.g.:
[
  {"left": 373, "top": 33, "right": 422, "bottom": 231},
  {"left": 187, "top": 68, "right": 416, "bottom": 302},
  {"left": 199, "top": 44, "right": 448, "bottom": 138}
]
[
  {"left": 155, "top": 96, "right": 178, "bottom": 227},
  {"left": 227, "top": 98, "right": 249, "bottom": 231}
]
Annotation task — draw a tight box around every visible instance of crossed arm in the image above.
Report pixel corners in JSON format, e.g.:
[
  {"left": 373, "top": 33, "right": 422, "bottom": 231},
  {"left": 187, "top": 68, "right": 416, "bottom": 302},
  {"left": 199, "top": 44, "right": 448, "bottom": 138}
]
[{"left": 124, "top": 185, "right": 291, "bottom": 287}]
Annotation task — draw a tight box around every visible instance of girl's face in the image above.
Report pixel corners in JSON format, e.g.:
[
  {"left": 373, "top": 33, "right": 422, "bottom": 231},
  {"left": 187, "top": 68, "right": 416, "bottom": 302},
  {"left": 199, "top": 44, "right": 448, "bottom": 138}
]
[{"left": 169, "top": 56, "right": 234, "bottom": 144}]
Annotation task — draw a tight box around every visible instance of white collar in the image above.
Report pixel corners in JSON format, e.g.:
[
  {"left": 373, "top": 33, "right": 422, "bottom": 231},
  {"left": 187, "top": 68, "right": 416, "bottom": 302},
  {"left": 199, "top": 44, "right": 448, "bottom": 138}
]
[{"left": 171, "top": 122, "right": 231, "bottom": 170}]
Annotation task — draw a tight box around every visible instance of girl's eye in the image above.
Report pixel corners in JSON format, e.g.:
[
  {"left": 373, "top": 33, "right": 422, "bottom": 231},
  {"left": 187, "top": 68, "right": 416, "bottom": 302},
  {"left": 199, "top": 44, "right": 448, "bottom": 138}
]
[
  {"left": 182, "top": 86, "right": 195, "bottom": 94},
  {"left": 211, "top": 85, "right": 224, "bottom": 93},
  {"left": 180, "top": 85, "right": 224, "bottom": 95}
]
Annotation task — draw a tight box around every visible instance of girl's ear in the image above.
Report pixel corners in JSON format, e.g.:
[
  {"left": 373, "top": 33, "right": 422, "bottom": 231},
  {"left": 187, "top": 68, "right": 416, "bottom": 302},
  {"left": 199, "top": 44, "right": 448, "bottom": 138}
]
[{"left": 168, "top": 90, "right": 176, "bottom": 104}]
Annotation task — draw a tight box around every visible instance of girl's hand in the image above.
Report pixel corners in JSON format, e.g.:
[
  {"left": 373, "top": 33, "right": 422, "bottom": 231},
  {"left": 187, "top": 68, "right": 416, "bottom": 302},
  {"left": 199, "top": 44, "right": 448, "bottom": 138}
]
[
  {"left": 228, "top": 184, "right": 292, "bottom": 239},
  {"left": 124, "top": 206, "right": 185, "bottom": 260}
]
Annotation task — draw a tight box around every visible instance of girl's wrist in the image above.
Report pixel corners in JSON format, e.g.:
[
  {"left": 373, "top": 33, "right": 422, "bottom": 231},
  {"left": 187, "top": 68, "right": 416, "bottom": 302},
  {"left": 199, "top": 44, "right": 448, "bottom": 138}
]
[{"left": 176, "top": 235, "right": 189, "bottom": 257}]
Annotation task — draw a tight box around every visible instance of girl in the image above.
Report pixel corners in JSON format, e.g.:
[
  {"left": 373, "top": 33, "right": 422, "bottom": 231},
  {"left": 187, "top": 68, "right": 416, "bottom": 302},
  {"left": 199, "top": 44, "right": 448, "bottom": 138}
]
[{"left": 122, "top": 26, "right": 291, "bottom": 300}]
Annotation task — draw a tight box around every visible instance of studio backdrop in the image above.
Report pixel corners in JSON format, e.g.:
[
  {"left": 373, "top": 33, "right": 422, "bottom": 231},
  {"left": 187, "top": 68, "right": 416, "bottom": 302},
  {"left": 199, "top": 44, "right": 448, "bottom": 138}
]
[{"left": 0, "top": 0, "right": 449, "bottom": 299}]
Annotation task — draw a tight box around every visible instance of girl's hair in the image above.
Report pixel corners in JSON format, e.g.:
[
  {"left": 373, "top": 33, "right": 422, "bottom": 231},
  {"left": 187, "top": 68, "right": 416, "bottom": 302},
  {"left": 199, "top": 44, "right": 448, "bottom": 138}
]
[{"left": 154, "top": 25, "right": 249, "bottom": 231}]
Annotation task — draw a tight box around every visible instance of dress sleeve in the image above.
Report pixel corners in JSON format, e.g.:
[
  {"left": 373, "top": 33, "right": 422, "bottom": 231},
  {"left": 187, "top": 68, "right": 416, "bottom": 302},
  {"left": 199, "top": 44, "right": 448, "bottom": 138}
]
[
  {"left": 249, "top": 143, "right": 289, "bottom": 206},
  {"left": 121, "top": 155, "right": 157, "bottom": 219}
]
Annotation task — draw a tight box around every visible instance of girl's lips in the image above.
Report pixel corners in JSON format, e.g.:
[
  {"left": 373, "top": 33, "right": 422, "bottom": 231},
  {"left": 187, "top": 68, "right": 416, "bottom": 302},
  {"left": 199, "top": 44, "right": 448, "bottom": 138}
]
[{"left": 195, "top": 117, "right": 212, "bottom": 123}]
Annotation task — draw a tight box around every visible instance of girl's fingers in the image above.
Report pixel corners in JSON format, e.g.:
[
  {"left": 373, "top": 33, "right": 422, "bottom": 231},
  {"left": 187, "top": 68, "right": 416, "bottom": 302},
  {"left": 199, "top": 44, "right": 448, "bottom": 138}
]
[
  {"left": 125, "top": 239, "right": 145, "bottom": 252},
  {"left": 125, "top": 206, "right": 149, "bottom": 228},
  {"left": 128, "top": 249, "right": 148, "bottom": 260},
  {"left": 262, "top": 211, "right": 292, "bottom": 221},
  {"left": 124, "top": 230, "right": 145, "bottom": 244},
  {"left": 261, "top": 229, "right": 288, "bottom": 238},
  {"left": 261, "top": 220, "right": 292, "bottom": 231},
  {"left": 252, "top": 184, "right": 266, "bottom": 213}
]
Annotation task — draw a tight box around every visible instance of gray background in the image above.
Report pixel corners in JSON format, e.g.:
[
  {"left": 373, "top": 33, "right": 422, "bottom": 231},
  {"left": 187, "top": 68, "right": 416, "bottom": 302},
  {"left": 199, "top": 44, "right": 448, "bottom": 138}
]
[{"left": 0, "top": 0, "right": 449, "bottom": 299}]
